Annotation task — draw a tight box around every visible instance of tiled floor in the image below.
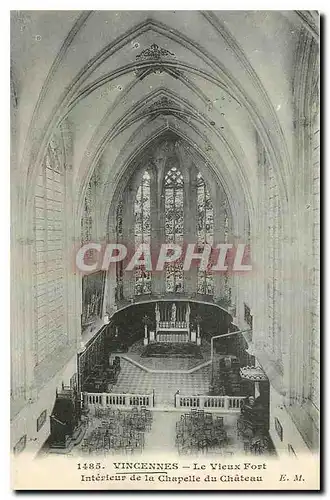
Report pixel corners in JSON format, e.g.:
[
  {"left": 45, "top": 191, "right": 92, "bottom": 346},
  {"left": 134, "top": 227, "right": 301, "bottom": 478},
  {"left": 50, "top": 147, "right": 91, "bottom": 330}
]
[{"left": 113, "top": 358, "right": 211, "bottom": 406}]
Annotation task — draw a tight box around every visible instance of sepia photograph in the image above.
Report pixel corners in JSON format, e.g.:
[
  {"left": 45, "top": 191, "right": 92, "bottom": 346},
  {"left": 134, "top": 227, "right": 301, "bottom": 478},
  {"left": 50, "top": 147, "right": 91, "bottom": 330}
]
[{"left": 10, "top": 9, "right": 320, "bottom": 490}]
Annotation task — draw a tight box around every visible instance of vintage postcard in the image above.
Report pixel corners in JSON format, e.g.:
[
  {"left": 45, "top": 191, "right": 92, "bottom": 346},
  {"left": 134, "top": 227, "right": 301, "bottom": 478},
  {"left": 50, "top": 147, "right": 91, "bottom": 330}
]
[{"left": 10, "top": 10, "right": 320, "bottom": 490}]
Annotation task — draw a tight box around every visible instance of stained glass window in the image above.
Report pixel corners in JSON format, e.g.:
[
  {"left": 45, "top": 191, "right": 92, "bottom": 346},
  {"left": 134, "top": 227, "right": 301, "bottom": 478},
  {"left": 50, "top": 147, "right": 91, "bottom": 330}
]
[
  {"left": 164, "top": 164, "right": 184, "bottom": 293},
  {"left": 134, "top": 171, "right": 151, "bottom": 295},
  {"left": 196, "top": 172, "right": 214, "bottom": 295}
]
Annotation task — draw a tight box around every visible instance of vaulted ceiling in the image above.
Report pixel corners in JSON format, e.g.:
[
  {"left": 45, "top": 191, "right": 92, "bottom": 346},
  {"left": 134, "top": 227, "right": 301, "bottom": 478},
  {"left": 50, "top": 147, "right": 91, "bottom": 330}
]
[{"left": 11, "top": 10, "right": 319, "bottom": 228}]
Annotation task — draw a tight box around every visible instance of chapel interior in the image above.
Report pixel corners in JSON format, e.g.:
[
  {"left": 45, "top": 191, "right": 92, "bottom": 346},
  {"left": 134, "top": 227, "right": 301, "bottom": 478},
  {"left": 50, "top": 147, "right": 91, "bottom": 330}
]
[{"left": 10, "top": 10, "right": 319, "bottom": 458}]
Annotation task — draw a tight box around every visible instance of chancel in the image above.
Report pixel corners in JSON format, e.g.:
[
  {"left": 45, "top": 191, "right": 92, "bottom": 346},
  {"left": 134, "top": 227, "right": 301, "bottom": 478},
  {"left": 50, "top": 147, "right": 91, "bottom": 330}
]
[{"left": 10, "top": 10, "right": 319, "bottom": 462}]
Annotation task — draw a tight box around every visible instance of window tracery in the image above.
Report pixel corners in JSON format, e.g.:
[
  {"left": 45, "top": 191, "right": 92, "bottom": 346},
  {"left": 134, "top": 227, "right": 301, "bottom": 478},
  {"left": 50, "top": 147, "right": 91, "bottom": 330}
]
[
  {"left": 134, "top": 171, "right": 151, "bottom": 295},
  {"left": 164, "top": 164, "right": 184, "bottom": 293}
]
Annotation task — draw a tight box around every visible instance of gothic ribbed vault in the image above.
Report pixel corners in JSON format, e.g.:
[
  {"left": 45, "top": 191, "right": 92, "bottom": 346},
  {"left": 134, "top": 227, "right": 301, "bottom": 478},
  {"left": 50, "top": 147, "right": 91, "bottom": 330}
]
[{"left": 11, "top": 10, "right": 316, "bottom": 233}]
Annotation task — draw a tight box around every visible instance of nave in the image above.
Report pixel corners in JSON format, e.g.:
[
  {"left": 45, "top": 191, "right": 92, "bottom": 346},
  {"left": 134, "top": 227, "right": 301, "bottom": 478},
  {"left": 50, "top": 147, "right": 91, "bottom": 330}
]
[
  {"left": 70, "top": 407, "right": 274, "bottom": 458},
  {"left": 11, "top": 11, "right": 319, "bottom": 467}
]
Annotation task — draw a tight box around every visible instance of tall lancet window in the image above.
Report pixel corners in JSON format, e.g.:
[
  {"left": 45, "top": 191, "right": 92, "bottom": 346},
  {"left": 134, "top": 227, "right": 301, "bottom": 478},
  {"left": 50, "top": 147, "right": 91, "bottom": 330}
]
[
  {"left": 134, "top": 171, "right": 151, "bottom": 295},
  {"left": 196, "top": 172, "right": 214, "bottom": 295},
  {"left": 164, "top": 163, "right": 184, "bottom": 293}
]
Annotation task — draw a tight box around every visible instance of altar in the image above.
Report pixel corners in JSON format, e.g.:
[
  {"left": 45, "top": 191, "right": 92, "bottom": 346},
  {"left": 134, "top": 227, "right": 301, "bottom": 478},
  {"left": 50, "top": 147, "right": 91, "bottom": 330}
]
[{"left": 143, "top": 302, "right": 200, "bottom": 345}]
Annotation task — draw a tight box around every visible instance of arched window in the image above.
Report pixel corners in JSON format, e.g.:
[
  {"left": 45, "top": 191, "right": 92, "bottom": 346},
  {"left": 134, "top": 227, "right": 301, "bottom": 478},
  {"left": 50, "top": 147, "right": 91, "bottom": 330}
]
[
  {"left": 164, "top": 163, "right": 184, "bottom": 293},
  {"left": 196, "top": 172, "right": 214, "bottom": 295},
  {"left": 134, "top": 171, "right": 151, "bottom": 295}
]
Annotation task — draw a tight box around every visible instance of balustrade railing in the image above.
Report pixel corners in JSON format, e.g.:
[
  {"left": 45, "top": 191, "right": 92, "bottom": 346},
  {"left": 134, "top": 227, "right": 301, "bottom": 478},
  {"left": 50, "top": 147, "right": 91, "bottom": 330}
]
[
  {"left": 175, "top": 393, "right": 245, "bottom": 412},
  {"left": 158, "top": 321, "right": 188, "bottom": 329},
  {"left": 156, "top": 332, "right": 189, "bottom": 343},
  {"left": 84, "top": 392, "right": 244, "bottom": 412},
  {"left": 83, "top": 391, "right": 154, "bottom": 408}
]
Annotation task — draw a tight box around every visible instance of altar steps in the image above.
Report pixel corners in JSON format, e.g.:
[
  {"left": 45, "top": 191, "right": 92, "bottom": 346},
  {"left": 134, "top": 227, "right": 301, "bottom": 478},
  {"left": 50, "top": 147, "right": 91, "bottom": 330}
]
[{"left": 120, "top": 353, "right": 211, "bottom": 374}]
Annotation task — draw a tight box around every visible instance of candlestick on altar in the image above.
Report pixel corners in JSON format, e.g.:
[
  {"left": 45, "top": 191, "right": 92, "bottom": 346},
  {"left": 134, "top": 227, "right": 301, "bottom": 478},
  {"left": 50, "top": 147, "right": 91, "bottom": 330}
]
[
  {"left": 171, "top": 303, "right": 176, "bottom": 323},
  {"left": 142, "top": 314, "right": 150, "bottom": 346},
  {"left": 155, "top": 303, "right": 160, "bottom": 324},
  {"left": 186, "top": 302, "right": 191, "bottom": 325}
]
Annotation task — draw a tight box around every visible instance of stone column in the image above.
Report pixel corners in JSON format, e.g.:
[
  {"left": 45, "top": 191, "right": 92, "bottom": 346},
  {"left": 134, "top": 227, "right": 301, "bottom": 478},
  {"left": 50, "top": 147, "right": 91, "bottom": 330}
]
[
  {"left": 60, "top": 120, "right": 82, "bottom": 351},
  {"left": 229, "top": 207, "right": 246, "bottom": 321},
  {"left": 281, "top": 225, "right": 293, "bottom": 406},
  {"left": 11, "top": 234, "right": 34, "bottom": 403},
  {"left": 213, "top": 186, "right": 227, "bottom": 303},
  {"left": 20, "top": 227, "right": 37, "bottom": 402},
  {"left": 234, "top": 198, "right": 252, "bottom": 328},
  {"left": 70, "top": 234, "right": 84, "bottom": 351},
  {"left": 252, "top": 143, "right": 269, "bottom": 354},
  {"left": 289, "top": 114, "right": 315, "bottom": 406},
  {"left": 284, "top": 32, "right": 320, "bottom": 411},
  {"left": 65, "top": 168, "right": 81, "bottom": 351},
  {"left": 11, "top": 108, "right": 27, "bottom": 405},
  {"left": 105, "top": 216, "right": 117, "bottom": 314}
]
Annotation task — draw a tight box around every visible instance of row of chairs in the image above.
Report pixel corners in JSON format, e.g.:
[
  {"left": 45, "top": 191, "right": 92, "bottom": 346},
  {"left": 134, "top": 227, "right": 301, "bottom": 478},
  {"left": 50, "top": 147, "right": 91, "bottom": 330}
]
[
  {"left": 237, "top": 414, "right": 270, "bottom": 455},
  {"left": 80, "top": 407, "right": 152, "bottom": 455},
  {"left": 81, "top": 432, "right": 145, "bottom": 455},
  {"left": 176, "top": 409, "right": 228, "bottom": 455}
]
